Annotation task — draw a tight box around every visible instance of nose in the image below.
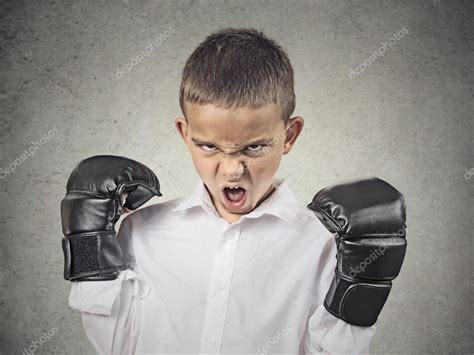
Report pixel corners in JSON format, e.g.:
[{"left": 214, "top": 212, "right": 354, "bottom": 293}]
[{"left": 219, "top": 154, "right": 247, "bottom": 180}]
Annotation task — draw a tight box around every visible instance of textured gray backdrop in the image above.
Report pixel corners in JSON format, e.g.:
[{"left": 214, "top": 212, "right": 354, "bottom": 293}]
[{"left": 0, "top": 0, "right": 472, "bottom": 354}]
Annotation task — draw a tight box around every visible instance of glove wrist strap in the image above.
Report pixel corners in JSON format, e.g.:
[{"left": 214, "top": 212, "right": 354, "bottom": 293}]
[
  {"left": 62, "top": 231, "right": 126, "bottom": 281},
  {"left": 324, "top": 270, "right": 392, "bottom": 326}
]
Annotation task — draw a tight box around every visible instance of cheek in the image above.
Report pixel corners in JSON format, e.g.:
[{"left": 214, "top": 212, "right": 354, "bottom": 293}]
[
  {"left": 248, "top": 150, "right": 282, "bottom": 180},
  {"left": 190, "top": 151, "right": 213, "bottom": 176}
]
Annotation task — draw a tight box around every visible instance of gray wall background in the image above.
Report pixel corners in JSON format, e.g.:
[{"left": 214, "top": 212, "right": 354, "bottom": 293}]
[{"left": 0, "top": 0, "right": 472, "bottom": 353}]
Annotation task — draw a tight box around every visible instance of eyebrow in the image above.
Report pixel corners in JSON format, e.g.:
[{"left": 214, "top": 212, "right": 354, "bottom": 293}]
[{"left": 191, "top": 137, "right": 272, "bottom": 147}]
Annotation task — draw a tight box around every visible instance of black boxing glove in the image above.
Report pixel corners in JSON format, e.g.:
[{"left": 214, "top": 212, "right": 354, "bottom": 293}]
[
  {"left": 307, "top": 177, "right": 407, "bottom": 326},
  {"left": 61, "top": 155, "right": 162, "bottom": 281}
]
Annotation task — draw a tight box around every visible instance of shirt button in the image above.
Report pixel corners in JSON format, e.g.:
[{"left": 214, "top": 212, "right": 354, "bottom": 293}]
[
  {"left": 227, "top": 231, "right": 239, "bottom": 240},
  {"left": 214, "top": 281, "right": 226, "bottom": 292},
  {"left": 207, "top": 337, "right": 216, "bottom": 347}
]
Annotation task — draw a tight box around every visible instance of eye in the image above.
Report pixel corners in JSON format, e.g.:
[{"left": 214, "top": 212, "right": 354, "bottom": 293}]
[
  {"left": 198, "top": 144, "right": 217, "bottom": 152},
  {"left": 245, "top": 144, "right": 265, "bottom": 152}
]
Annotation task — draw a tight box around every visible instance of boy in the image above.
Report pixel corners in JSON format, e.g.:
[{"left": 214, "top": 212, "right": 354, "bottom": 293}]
[{"left": 65, "top": 28, "right": 379, "bottom": 354}]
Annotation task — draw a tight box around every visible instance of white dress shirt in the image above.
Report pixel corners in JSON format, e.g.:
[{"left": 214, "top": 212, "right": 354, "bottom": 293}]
[{"left": 69, "top": 177, "right": 375, "bottom": 354}]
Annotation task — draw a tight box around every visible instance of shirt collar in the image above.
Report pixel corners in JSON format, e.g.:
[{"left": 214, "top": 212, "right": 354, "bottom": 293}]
[{"left": 171, "top": 177, "right": 299, "bottom": 224}]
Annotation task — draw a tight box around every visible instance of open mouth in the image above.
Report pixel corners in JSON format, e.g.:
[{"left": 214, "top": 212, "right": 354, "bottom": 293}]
[{"left": 222, "top": 186, "right": 247, "bottom": 208}]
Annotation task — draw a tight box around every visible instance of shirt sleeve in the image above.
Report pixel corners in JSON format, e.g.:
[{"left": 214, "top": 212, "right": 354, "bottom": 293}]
[
  {"left": 68, "top": 215, "right": 150, "bottom": 355},
  {"left": 302, "top": 226, "right": 376, "bottom": 354},
  {"left": 302, "top": 305, "right": 376, "bottom": 354}
]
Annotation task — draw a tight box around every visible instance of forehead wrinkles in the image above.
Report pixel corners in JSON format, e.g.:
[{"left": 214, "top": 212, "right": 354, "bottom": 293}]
[
  {"left": 194, "top": 134, "right": 266, "bottom": 151},
  {"left": 186, "top": 101, "right": 284, "bottom": 148},
  {"left": 192, "top": 119, "right": 271, "bottom": 148}
]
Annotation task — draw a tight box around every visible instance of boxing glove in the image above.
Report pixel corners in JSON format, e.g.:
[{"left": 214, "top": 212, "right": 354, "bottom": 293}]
[
  {"left": 61, "top": 155, "right": 162, "bottom": 281},
  {"left": 307, "top": 177, "right": 407, "bottom": 326}
]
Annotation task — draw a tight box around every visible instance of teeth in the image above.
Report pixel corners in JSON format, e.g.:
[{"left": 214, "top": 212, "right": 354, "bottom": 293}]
[{"left": 226, "top": 186, "right": 241, "bottom": 190}]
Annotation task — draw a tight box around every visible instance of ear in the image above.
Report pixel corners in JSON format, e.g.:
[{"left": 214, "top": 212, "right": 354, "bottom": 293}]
[
  {"left": 283, "top": 116, "right": 304, "bottom": 155},
  {"left": 175, "top": 117, "right": 189, "bottom": 142}
]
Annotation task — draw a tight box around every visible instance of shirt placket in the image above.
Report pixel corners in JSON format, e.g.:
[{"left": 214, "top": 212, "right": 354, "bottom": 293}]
[{"left": 199, "top": 225, "right": 240, "bottom": 354}]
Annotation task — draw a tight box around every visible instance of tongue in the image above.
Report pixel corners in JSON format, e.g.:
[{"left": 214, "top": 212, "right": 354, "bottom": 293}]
[{"left": 226, "top": 187, "right": 245, "bottom": 202}]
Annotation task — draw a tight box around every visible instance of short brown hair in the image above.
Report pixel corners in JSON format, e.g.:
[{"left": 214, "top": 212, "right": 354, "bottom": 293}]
[{"left": 179, "top": 28, "right": 295, "bottom": 123}]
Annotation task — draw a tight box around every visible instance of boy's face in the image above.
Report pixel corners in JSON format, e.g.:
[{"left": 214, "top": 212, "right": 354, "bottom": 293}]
[{"left": 175, "top": 102, "right": 303, "bottom": 224}]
